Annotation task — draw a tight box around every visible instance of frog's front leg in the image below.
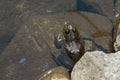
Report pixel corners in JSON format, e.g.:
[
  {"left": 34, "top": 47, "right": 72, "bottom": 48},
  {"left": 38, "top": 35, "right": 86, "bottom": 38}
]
[{"left": 54, "top": 33, "right": 64, "bottom": 49}]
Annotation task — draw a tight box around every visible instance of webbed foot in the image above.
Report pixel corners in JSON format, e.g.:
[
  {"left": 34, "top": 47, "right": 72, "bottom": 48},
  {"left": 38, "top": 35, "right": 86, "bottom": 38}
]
[
  {"left": 50, "top": 52, "right": 74, "bottom": 72},
  {"left": 54, "top": 33, "right": 64, "bottom": 49}
]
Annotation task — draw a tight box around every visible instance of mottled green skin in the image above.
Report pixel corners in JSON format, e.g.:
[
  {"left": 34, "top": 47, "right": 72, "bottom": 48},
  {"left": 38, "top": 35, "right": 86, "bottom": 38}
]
[
  {"left": 63, "top": 22, "right": 80, "bottom": 42},
  {"left": 63, "top": 22, "right": 85, "bottom": 63},
  {"left": 53, "top": 22, "right": 85, "bottom": 70}
]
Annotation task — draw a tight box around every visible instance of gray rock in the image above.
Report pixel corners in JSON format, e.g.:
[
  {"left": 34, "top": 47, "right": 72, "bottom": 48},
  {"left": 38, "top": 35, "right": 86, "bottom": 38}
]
[{"left": 71, "top": 51, "right": 120, "bottom": 80}]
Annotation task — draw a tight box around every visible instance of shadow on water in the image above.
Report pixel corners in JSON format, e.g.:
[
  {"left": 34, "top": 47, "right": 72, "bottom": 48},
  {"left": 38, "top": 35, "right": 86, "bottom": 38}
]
[
  {"left": 76, "top": 0, "right": 104, "bottom": 16},
  {"left": 0, "top": 35, "right": 13, "bottom": 54},
  {"left": 82, "top": 37, "right": 108, "bottom": 53}
]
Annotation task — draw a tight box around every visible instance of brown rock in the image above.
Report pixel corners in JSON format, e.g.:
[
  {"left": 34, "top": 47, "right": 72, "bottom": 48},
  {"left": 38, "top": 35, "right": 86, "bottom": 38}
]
[{"left": 39, "top": 66, "right": 70, "bottom": 80}]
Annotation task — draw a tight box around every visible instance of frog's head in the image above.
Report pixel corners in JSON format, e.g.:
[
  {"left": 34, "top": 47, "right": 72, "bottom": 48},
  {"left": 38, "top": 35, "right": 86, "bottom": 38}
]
[{"left": 63, "top": 22, "right": 80, "bottom": 42}]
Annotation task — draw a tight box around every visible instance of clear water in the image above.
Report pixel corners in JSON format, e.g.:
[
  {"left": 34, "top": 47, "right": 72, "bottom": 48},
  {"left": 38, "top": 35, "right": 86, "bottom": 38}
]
[{"left": 0, "top": 0, "right": 119, "bottom": 80}]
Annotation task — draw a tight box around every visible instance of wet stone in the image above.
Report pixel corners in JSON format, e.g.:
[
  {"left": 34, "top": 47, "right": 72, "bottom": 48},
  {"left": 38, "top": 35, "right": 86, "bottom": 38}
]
[
  {"left": 19, "top": 58, "right": 27, "bottom": 64},
  {"left": 39, "top": 66, "right": 70, "bottom": 80}
]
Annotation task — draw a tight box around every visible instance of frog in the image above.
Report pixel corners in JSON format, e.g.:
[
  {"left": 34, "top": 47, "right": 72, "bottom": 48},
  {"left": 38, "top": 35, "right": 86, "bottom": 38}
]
[
  {"left": 51, "top": 22, "right": 85, "bottom": 70},
  {"left": 62, "top": 22, "right": 85, "bottom": 63},
  {"left": 50, "top": 22, "right": 109, "bottom": 71}
]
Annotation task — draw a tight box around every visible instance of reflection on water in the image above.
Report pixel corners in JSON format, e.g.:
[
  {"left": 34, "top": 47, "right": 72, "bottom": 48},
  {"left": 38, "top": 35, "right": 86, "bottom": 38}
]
[{"left": 42, "top": 60, "right": 50, "bottom": 72}]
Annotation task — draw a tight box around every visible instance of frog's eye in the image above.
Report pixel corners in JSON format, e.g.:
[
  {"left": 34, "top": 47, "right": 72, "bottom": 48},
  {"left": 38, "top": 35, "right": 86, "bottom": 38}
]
[
  {"left": 65, "top": 29, "right": 70, "bottom": 34},
  {"left": 72, "top": 27, "right": 76, "bottom": 33}
]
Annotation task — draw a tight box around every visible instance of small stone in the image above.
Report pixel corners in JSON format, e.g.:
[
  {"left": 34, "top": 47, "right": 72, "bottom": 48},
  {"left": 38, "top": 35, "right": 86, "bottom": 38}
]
[
  {"left": 39, "top": 66, "right": 70, "bottom": 80},
  {"left": 19, "top": 58, "right": 27, "bottom": 64}
]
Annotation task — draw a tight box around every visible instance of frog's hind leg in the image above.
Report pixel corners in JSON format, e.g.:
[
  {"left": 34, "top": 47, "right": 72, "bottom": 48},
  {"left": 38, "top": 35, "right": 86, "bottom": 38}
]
[
  {"left": 54, "top": 33, "right": 64, "bottom": 49},
  {"left": 50, "top": 52, "right": 63, "bottom": 66},
  {"left": 50, "top": 52, "right": 74, "bottom": 72}
]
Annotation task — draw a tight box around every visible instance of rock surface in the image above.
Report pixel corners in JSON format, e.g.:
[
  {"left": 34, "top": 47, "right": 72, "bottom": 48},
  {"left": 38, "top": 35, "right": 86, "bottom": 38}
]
[
  {"left": 39, "top": 66, "right": 70, "bottom": 80},
  {"left": 71, "top": 51, "right": 120, "bottom": 80}
]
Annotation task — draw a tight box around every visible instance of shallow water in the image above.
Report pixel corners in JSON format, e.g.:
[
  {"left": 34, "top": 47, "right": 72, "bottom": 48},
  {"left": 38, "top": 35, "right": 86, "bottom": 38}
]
[
  {"left": 0, "top": 0, "right": 119, "bottom": 80},
  {"left": 0, "top": 0, "right": 117, "bottom": 54}
]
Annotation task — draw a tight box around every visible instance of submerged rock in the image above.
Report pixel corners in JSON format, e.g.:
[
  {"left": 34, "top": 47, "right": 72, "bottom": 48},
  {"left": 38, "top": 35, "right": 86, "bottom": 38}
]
[
  {"left": 78, "top": 0, "right": 114, "bottom": 20},
  {"left": 39, "top": 66, "right": 70, "bottom": 80},
  {"left": 0, "top": 11, "right": 112, "bottom": 80},
  {"left": 71, "top": 51, "right": 120, "bottom": 80},
  {"left": 16, "top": 0, "right": 76, "bottom": 15}
]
